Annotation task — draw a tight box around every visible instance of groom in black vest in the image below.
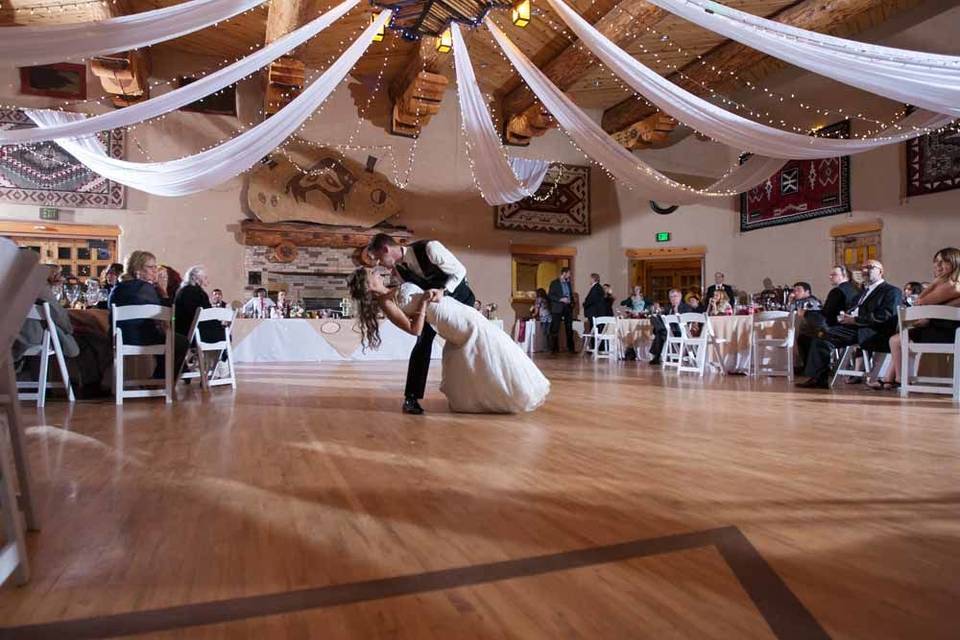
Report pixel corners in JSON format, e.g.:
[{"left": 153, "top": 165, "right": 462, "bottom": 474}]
[{"left": 367, "top": 233, "right": 476, "bottom": 414}]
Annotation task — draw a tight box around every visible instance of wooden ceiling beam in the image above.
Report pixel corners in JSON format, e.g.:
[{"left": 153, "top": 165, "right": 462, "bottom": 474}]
[
  {"left": 263, "top": 0, "right": 313, "bottom": 116},
  {"left": 388, "top": 36, "right": 450, "bottom": 138},
  {"left": 89, "top": 0, "right": 151, "bottom": 108},
  {"left": 500, "top": 1, "right": 667, "bottom": 121},
  {"left": 602, "top": 0, "right": 924, "bottom": 138}
]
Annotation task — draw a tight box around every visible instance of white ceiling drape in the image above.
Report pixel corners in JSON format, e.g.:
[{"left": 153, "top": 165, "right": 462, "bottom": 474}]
[
  {"left": 486, "top": 18, "right": 785, "bottom": 204},
  {"left": 25, "top": 11, "right": 393, "bottom": 198},
  {"left": 546, "top": 0, "right": 954, "bottom": 159},
  {"left": 1, "top": 0, "right": 360, "bottom": 146},
  {"left": 647, "top": 0, "right": 960, "bottom": 118},
  {"left": 451, "top": 23, "right": 550, "bottom": 205},
  {"left": 1, "top": 0, "right": 269, "bottom": 66}
]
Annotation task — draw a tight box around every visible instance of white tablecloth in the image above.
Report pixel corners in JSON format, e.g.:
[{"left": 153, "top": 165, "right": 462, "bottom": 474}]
[{"left": 231, "top": 318, "right": 442, "bottom": 363}]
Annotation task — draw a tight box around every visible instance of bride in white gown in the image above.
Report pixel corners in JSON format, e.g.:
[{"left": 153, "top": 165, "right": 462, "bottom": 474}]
[{"left": 348, "top": 268, "right": 550, "bottom": 414}]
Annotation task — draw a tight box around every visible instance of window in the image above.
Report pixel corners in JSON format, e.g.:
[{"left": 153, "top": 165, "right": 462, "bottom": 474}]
[{"left": 0, "top": 221, "right": 120, "bottom": 281}]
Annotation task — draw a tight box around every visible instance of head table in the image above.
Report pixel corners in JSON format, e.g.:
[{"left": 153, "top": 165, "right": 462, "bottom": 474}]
[{"left": 230, "top": 317, "right": 443, "bottom": 363}]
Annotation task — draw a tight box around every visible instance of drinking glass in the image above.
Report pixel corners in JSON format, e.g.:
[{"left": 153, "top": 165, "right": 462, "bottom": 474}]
[{"left": 65, "top": 285, "right": 81, "bottom": 309}]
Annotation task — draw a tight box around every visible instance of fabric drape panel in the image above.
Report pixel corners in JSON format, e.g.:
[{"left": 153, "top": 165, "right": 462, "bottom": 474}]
[
  {"left": 1, "top": 0, "right": 268, "bottom": 66},
  {"left": 25, "top": 11, "right": 393, "bottom": 197},
  {"left": 1, "top": 0, "right": 360, "bottom": 146},
  {"left": 646, "top": 0, "right": 960, "bottom": 118},
  {"left": 546, "top": 0, "right": 954, "bottom": 159},
  {"left": 486, "top": 18, "right": 783, "bottom": 204},
  {"left": 451, "top": 24, "right": 550, "bottom": 205}
]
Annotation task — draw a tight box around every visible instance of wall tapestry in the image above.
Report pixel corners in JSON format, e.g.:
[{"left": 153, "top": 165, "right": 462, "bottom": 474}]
[
  {"left": 494, "top": 164, "right": 590, "bottom": 235},
  {"left": 906, "top": 120, "right": 960, "bottom": 197},
  {"left": 0, "top": 108, "right": 126, "bottom": 209},
  {"left": 245, "top": 139, "right": 402, "bottom": 227},
  {"left": 739, "top": 121, "right": 850, "bottom": 232}
]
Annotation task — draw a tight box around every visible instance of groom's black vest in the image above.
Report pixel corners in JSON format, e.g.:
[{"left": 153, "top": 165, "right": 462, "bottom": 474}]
[{"left": 397, "top": 240, "right": 475, "bottom": 306}]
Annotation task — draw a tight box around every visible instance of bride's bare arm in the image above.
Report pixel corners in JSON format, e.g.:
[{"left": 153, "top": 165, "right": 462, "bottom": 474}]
[{"left": 381, "top": 295, "right": 429, "bottom": 336}]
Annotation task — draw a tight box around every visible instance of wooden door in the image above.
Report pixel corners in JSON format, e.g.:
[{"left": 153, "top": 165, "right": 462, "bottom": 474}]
[{"left": 629, "top": 257, "right": 703, "bottom": 305}]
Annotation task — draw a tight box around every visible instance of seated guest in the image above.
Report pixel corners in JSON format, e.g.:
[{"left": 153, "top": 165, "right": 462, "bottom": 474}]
[
  {"left": 787, "top": 282, "right": 822, "bottom": 313},
  {"left": 109, "top": 250, "right": 188, "bottom": 379},
  {"left": 797, "top": 267, "right": 859, "bottom": 369},
  {"left": 706, "top": 289, "right": 733, "bottom": 316},
  {"left": 582, "top": 273, "right": 605, "bottom": 332},
  {"left": 686, "top": 294, "right": 701, "bottom": 311},
  {"left": 704, "top": 272, "right": 736, "bottom": 309},
  {"left": 241, "top": 288, "right": 275, "bottom": 318},
  {"left": 210, "top": 288, "right": 227, "bottom": 308},
  {"left": 620, "top": 285, "right": 651, "bottom": 314},
  {"left": 870, "top": 248, "right": 960, "bottom": 390},
  {"left": 648, "top": 288, "right": 693, "bottom": 365},
  {"left": 275, "top": 290, "right": 291, "bottom": 318},
  {"left": 158, "top": 265, "right": 181, "bottom": 302},
  {"left": 97, "top": 263, "right": 124, "bottom": 310},
  {"left": 797, "top": 259, "right": 901, "bottom": 389},
  {"left": 532, "top": 287, "right": 551, "bottom": 330},
  {"left": 13, "top": 261, "right": 80, "bottom": 365},
  {"left": 174, "top": 265, "right": 226, "bottom": 344},
  {"left": 902, "top": 281, "right": 924, "bottom": 306}
]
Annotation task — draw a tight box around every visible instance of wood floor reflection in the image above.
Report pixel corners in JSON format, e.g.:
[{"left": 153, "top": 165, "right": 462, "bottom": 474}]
[{"left": 1, "top": 358, "right": 958, "bottom": 639}]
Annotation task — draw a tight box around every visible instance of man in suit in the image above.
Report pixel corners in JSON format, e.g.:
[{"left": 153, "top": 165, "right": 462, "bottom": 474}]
[
  {"left": 582, "top": 273, "right": 605, "bottom": 333},
  {"left": 648, "top": 288, "right": 693, "bottom": 365},
  {"left": 704, "top": 272, "right": 736, "bottom": 310},
  {"left": 797, "top": 259, "right": 901, "bottom": 389},
  {"left": 367, "top": 233, "right": 474, "bottom": 415},
  {"left": 797, "top": 266, "right": 861, "bottom": 367},
  {"left": 547, "top": 267, "right": 575, "bottom": 354}
]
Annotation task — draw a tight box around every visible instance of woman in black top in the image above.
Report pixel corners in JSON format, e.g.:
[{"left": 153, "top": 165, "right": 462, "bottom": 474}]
[
  {"left": 108, "top": 250, "right": 188, "bottom": 377},
  {"left": 174, "top": 265, "right": 226, "bottom": 343}
]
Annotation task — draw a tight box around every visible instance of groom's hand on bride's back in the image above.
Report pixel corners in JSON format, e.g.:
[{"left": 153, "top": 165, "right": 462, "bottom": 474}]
[{"left": 427, "top": 289, "right": 444, "bottom": 303}]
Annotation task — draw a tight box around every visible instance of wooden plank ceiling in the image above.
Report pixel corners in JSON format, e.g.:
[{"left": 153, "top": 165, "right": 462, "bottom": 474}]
[{"left": 0, "top": 0, "right": 937, "bottom": 145}]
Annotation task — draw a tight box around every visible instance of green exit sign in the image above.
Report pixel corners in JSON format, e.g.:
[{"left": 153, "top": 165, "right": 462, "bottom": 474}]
[
  {"left": 655, "top": 232, "right": 671, "bottom": 242},
  {"left": 39, "top": 207, "right": 59, "bottom": 221}
]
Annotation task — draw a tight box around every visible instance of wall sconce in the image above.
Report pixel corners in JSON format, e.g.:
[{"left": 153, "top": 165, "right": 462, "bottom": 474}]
[
  {"left": 511, "top": 0, "right": 531, "bottom": 27},
  {"left": 436, "top": 27, "right": 453, "bottom": 53}
]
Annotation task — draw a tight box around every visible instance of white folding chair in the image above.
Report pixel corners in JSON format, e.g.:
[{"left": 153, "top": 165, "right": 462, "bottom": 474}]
[
  {"left": 898, "top": 306, "right": 960, "bottom": 403},
  {"left": 830, "top": 345, "right": 873, "bottom": 387},
  {"left": 586, "top": 316, "right": 620, "bottom": 361},
  {"left": 0, "top": 238, "right": 48, "bottom": 585},
  {"left": 750, "top": 311, "right": 796, "bottom": 382},
  {"left": 180, "top": 307, "right": 237, "bottom": 391},
  {"left": 662, "top": 314, "right": 683, "bottom": 369},
  {"left": 112, "top": 304, "right": 174, "bottom": 405},
  {"left": 677, "top": 313, "right": 727, "bottom": 376},
  {"left": 16, "top": 303, "right": 76, "bottom": 407}
]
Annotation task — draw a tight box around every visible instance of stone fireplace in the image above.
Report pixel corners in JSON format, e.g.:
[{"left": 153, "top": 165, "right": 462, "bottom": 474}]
[{"left": 240, "top": 220, "right": 412, "bottom": 311}]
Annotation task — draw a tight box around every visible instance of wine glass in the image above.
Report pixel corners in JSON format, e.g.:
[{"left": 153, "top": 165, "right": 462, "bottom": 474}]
[
  {"left": 65, "top": 285, "right": 81, "bottom": 309},
  {"left": 84, "top": 281, "right": 100, "bottom": 307}
]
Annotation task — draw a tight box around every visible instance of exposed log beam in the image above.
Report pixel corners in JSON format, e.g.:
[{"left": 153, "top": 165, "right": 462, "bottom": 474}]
[
  {"left": 263, "top": 0, "right": 312, "bottom": 115},
  {"left": 504, "top": 101, "right": 556, "bottom": 146},
  {"left": 613, "top": 111, "right": 678, "bottom": 150},
  {"left": 389, "top": 37, "right": 449, "bottom": 138},
  {"left": 500, "top": 1, "right": 667, "bottom": 122},
  {"left": 89, "top": 0, "right": 149, "bottom": 108},
  {"left": 602, "top": 0, "right": 924, "bottom": 138}
]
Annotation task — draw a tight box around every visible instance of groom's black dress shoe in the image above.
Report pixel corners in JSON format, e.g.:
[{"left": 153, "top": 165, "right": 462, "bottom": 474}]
[{"left": 402, "top": 398, "right": 425, "bottom": 415}]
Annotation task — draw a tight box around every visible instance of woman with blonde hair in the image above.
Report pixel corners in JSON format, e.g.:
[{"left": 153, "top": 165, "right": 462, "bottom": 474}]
[
  {"left": 108, "top": 250, "right": 188, "bottom": 378},
  {"left": 870, "top": 247, "right": 960, "bottom": 390}
]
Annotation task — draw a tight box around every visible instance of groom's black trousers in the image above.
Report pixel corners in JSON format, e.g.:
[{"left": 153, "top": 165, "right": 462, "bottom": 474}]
[{"left": 405, "top": 281, "right": 476, "bottom": 399}]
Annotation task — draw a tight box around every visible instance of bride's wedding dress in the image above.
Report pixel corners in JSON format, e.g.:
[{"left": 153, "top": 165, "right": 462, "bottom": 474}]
[{"left": 397, "top": 282, "right": 550, "bottom": 413}]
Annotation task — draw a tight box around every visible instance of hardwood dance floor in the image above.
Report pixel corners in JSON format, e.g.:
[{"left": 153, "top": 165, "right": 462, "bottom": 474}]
[{"left": 1, "top": 357, "right": 958, "bottom": 639}]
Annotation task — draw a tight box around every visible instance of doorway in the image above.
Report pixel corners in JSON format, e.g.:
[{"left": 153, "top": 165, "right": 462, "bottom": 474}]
[{"left": 626, "top": 247, "right": 705, "bottom": 306}]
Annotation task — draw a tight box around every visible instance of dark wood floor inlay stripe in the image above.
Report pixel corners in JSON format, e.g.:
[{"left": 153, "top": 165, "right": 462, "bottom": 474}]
[{"left": 0, "top": 526, "right": 828, "bottom": 640}]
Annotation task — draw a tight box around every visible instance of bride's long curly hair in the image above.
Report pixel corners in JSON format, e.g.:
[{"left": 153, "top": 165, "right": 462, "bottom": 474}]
[{"left": 348, "top": 268, "right": 382, "bottom": 350}]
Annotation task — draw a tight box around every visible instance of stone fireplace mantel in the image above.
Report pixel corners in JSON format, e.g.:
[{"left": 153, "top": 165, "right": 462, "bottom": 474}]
[{"left": 240, "top": 220, "right": 414, "bottom": 308}]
